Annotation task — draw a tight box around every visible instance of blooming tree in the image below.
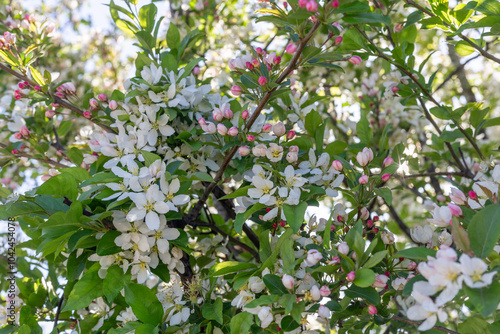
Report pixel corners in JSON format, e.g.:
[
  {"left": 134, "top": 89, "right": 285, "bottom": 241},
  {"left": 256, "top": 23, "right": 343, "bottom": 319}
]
[{"left": 1, "top": 0, "right": 500, "bottom": 333}]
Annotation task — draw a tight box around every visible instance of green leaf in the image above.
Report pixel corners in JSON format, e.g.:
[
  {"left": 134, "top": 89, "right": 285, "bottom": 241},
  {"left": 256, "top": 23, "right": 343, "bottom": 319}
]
[
  {"left": 29, "top": 66, "right": 44, "bottom": 86},
  {"left": 139, "top": 150, "right": 161, "bottom": 166},
  {"left": 345, "top": 285, "right": 380, "bottom": 305},
  {"left": 210, "top": 261, "right": 257, "bottom": 276},
  {"left": 167, "top": 23, "right": 180, "bottom": 50},
  {"left": 353, "top": 268, "right": 375, "bottom": 287},
  {"left": 430, "top": 106, "right": 451, "bottom": 120},
  {"left": 283, "top": 202, "right": 308, "bottom": 232},
  {"left": 240, "top": 74, "right": 259, "bottom": 89},
  {"left": 19, "top": 305, "right": 42, "bottom": 334},
  {"left": 103, "top": 265, "right": 131, "bottom": 303},
  {"left": 138, "top": 3, "right": 157, "bottom": 33},
  {"left": 202, "top": 298, "right": 223, "bottom": 325},
  {"left": 280, "top": 316, "right": 300, "bottom": 331},
  {"left": 234, "top": 203, "right": 265, "bottom": 234},
  {"left": 263, "top": 274, "right": 289, "bottom": 295},
  {"left": 363, "top": 250, "right": 388, "bottom": 269},
  {"left": 468, "top": 204, "right": 500, "bottom": 258},
  {"left": 394, "top": 247, "right": 436, "bottom": 261},
  {"left": 97, "top": 230, "right": 122, "bottom": 256},
  {"left": 374, "top": 188, "right": 392, "bottom": 206},
  {"left": 465, "top": 281, "right": 500, "bottom": 317},
  {"left": 356, "top": 117, "right": 373, "bottom": 145},
  {"left": 125, "top": 283, "right": 163, "bottom": 325},
  {"left": 324, "top": 140, "right": 347, "bottom": 157},
  {"left": 37, "top": 173, "right": 78, "bottom": 201},
  {"left": 455, "top": 40, "right": 476, "bottom": 56},
  {"left": 343, "top": 13, "right": 391, "bottom": 25},
  {"left": 230, "top": 311, "right": 253, "bottom": 334},
  {"left": 62, "top": 263, "right": 103, "bottom": 311},
  {"left": 219, "top": 185, "right": 252, "bottom": 200},
  {"left": 245, "top": 295, "right": 280, "bottom": 309}
]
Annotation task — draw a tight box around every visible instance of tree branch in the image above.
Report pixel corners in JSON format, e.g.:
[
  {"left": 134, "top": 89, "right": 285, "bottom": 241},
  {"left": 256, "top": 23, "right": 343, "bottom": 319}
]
[
  {"left": 0, "top": 63, "right": 116, "bottom": 134},
  {"left": 185, "top": 18, "right": 324, "bottom": 227}
]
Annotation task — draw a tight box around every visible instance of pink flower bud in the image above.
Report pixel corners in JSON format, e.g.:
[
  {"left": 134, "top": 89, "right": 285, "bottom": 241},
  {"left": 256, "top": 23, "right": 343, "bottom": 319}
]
[
  {"left": 51, "top": 103, "right": 59, "bottom": 108},
  {"left": 256, "top": 47, "right": 264, "bottom": 55},
  {"left": 407, "top": 261, "right": 417, "bottom": 270},
  {"left": 252, "top": 58, "right": 259, "bottom": 67},
  {"left": 319, "top": 285, "right": 330, "bottom": 297},
  {"left": 391, "top": 86, "right": 399, "bottom": 94},
  {"left": 306, "top": 0, "right": 318, "bottom": 12},
  {"left": 282, "top": 274, "right": 295, "bottom": 290},
  {"left": 45, "top": 110, "right": 56, "bottom": 118},
  {"left": 393, "top": 23, "right": 404, "bottom": 33},
  {"left": 241, "top": 110, "right": 249, "bottom": 120},
  {"left": 41, "top": 174, "right": 52, "bottom": 181},
  {"left": 198, "top": 117, "right": 207, "bottom": 126},
  {"left": 258, "top": 76, "right": 267, "bottom": 86},
  {"left": 97, "top": 93, "right": 107, "bottom": 101},
  {"left": 285, "top": 43, "right": 298, "bottom": 54},
  {"left": 473, "top": 162, "right": 480, "bottom": 173},
  {"left": 109, "top": 100, "right": 118, "bottom": 110},
  {"left": 448, "top": 203, "right": 462, "bottom": 217},
  {"left": 356, "top": 147, "right": 374, "bottom": 166},
  {"left": 213, "top": 110, "right": 224, "bottom": 122},
  {"left": 34, "top": 85, "right": 41, "bottom": 91},
  {"left": 450, "top": 188, "right": 466, "bottom": 205},
  {"left": 247, "top": 134, "right": 255, "bottom": 142},
  {"left": 193, "top": 66, "right": 201, "bottom": 75},
  {"left": 217, "top": 123, "right": 228, "bottom": 135},
  {"left": 262, "top": 123, "right": 272, "bottom": 133},
  {"left": 89, "top": 98, "right": 99, "bottom": 110},
  {"left": 224, "top": 109, "right": 234, "bottom": 119},
  {"left": 19, "top": 126, "right": 30, "bottom": 137},
  {"left": 337, "top": 242, "right": 349, "bottom": 255},
  {"left": 437, "top": 194, "right": 446, "bottom": 202},
  {"left": 274, "top": 56, "right": 281, "bottom": 65},
  {"left": 372, "top": 274, "right": 388, "bottom": 288},
  {"left": 359, "top": 175, "right": 369, "bottom": 184},
  {"left": 286, "top": 151, "right": 298, "bottom": 163},
  {"left": 286, "top": 130, "right": 295, "bottom": 140},
  {"left": 368, "top": 305, "right": 377, "bottom": 315},
  {"left": 329, "top": 256, "right": 340, "bottom": 265},
  {"left": 231, "top": 85, "right": 242, "bottom": 96},
  {"left": 45, "top": 22, "right": 55, "bottom": 33},
  {"left": 273, "top": 122, "right": 286, "bottom": 136},
  {"left": 245, "top": 61, "right": 254, "bottom": 70},
  {"left": 382, "top": 173, "right": 390, "bottom": 182},
  {"left": 83, "top": 111, "right": 92, "bottom": 119},
  {"left": 206, "top": 122, "right": 216, "bottom": 134},
  {"left": 348, "top": 55, "right": 362, "bottom": 65},
  {"left": 239, "top": 146, "right": 251, "bottom": 156},
  {"left": 383, "top": 156, "right": 394, "bottom": 167},
  {"left": 347, "top": 271, "right": 356, "bottom": 282},
  {"left": 332, "top": 0, "right": 339, "bottom": 8},
  {"left": 305, "top": 249, "right": 322, "bottom": 267},
  {"left": 298, "top": 0, "right": 308, "bottom": 8},
  {"left": 334, "top": 36, "right": 343, "bottom": 45},
  {"left": 54, "top": 92, "right": 65, "bottom": 99},
  {"left": 310, "top": 285, "right": 321, "bottom": 301},
  {"left": 289, "top": 145, "right": 299, "bottom": 153},
  {"left": 13, "top": 132, "right": 22, "bottom": 140},
  {"left": 360, "top": 207, "right": 369, "bottom": 220},
  {"left": 332, "top": 160, "right": 343, "bottom": 172},
  {"left": 228, "top": 126, "right": 238, "bottom": 136}
]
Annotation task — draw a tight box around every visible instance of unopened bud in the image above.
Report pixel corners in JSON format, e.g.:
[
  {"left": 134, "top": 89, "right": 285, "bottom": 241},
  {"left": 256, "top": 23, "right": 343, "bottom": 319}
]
[{"left": 239, "top": 146, "right": 251, "bottom": 156}]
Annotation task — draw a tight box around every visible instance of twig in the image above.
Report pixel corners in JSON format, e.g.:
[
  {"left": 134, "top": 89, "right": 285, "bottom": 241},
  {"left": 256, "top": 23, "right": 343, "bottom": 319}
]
[
  {"left": 394, "top": 171, "right": 468, "bottom": 178},
  {"left": 53, "top": 295, "right": 64, "bottom": 332},
  {"left": 391, "top": 315, "right": 459, "bottom": 334},
  {"left": 0, "top": 142, "right": 69, "bottom": 168},
  {"left": 406, "top": 0, "right": 500, "bottom": 65},
  {"left": 0, "top": 63, "right": 116, "bottom": 134},
  {"left": 184, "top": 18, "right": 324, "bottom": 226}
]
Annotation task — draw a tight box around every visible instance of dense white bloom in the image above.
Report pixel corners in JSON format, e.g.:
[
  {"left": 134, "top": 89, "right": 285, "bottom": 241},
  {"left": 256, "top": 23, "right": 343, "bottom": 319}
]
[
  {"left": 248, "top": 276, "right": 266, "bottom": 293},
  {"left": 160, "top": 177, "right": 190, "bottom": 211},
  {"left": 248, "top": 176, "right": 277, "bottom": 204},
  {"left": 231, "top": 290, "right": 254, "bottom": 308},
  {"left": 427, "top": 206, "right": 452, "bottom": 227},
  {"left": 411, "top": 225, "right": 434, "bottom": 244}
]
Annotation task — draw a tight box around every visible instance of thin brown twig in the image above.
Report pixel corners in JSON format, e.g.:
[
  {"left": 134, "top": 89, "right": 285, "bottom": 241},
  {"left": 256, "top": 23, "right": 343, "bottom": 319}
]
[
  {"left": 0, "top": 142, "right": 69, "bottom": 168},
  {"left": 0, "top": 63, "right": 116, "bottom": 134},
  {"left": 406, "top": 0, "right": 500, "bottom": 65}
]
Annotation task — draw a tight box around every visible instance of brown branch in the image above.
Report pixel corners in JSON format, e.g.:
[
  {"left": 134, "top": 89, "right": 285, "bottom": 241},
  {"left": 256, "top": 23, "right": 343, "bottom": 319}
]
[
  {"left": 0, "top": 142, "right": 69, "bottom": 168},
  {"left": 0, "top": 63, "right": 116, "bottom": 134},
  {"left": 53, "top": 295, "right": 64, "bottom": 332},
  {"left": 391, "top": 315, "right": 459, "bottom": 334},
  {"left": 394, "top": 171, "right": 469, "bottom": 178},
  {"left": 185, "top": 18, "right": 324, "bottom": 227},
  {"left": 406, "top": 0, "right": 500, "bottom": 65}
]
